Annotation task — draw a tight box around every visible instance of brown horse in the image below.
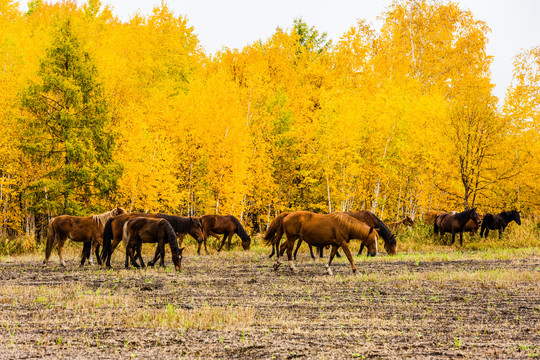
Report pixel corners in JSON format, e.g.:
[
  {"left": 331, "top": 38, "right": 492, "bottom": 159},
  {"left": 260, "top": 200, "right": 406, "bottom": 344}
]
[
  {"left": 423, "top": 210, "right": 446, "bottom": 224},
  {"left": 265, "top": 211, "right": 378, "bottom": 275},
  {"left": 268, "top": 210, "right": 397, "bottom": 259},
  {"left": 122, "top": 217, "right": 183, "bottom": 271},
  {"left": 387, "top": 216, "right": 414, "bottom": 232},
  {"left": 197, "top": 215, "right": 251, "bottom": 255},
  {"left": 434, "top": 208, "right": 481, "bottom": 246},
  {"left": 43, "top": 207, "right": 126, "bottom": 267},
  {"left": 345, "top": 211, "right": 397, "bottom": 256},
  {"left": 101, "top": 213, "right": 203, "bottom": 268}
]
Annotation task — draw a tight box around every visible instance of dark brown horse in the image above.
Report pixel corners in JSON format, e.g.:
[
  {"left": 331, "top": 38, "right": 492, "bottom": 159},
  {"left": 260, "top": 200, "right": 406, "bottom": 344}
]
[
  {"left": 122, "top": 217, "right": 183, "bottom": 271},
  {"left": 434, "top": 208, "right": 481, "bottom": 246},
  {"left": 43, "top": 207, "right": 126, "bottom": 267},
  {"left": 101, "top": 213, "right": 203, "bottom": 268},
  {"left": 265, "top": 211, "right": 378, "bottom": 275},
  {"left": 480, "top": 210, "right": 521, "bottom": 238},
  {"left": 196, "top": 215, "right": 251, "bottom": 255},
  {"left": 387, "top": 216, "right": 414, "bottom": 232},
  {"left": 345, "top": 211, "right": 397, "bottom": 256}
]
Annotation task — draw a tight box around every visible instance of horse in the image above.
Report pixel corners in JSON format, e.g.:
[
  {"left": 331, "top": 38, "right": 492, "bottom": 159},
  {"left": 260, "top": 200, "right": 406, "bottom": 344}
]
[
  {"left": 345, "top": 211, "right": 397, "bottom": 256},
  {"left": 265, "top": 211, "right": 378, "bottom": 275},
  {"left": 434, "top": 208, "right": 481, "bottom": 246},
  {"left": 122, "top": 217, "right": 184, "bottom": 271},
  {"left": 196, "top": 215, "right": 251, "bottom": 255},
  {"left": 101, "top": 213, "right": 203, "bottom": 268},
  {"left": 423, "top": 210, "right": 446, "bottom": 224},
  {"left": 43, "top": 207, "right": 126, "bottom": 267},
  {"left": 480, "top": 210, "right": 521, "bottom": 238},
  {"left": 387, "top": 216, "right": 414, "bottom": 232}
]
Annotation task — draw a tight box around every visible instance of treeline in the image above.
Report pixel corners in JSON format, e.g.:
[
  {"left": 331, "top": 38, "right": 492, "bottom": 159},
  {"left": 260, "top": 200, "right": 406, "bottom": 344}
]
[{"left": 0, "top": 0, "right": 538, "bottom": 239}]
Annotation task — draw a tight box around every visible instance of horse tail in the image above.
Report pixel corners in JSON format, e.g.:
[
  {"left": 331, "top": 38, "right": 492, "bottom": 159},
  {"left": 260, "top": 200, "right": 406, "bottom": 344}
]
[
  {"left": 264, "top": 212, "right": 289, "bottom": 246},
  {"left": 121, "top": 220, "right": 130, "bottom": 249},
  {"left": 101, "top": 217, "right": 114, "bottom": 261},
  {"left": 434, "top": 216, "right": 440, "bottom": 235},
  {"left": 45, "top": 219, "right": 56, "bottom": 261},
  {"left": 230, "top": 216, "right": 251, "bottom": 244}
]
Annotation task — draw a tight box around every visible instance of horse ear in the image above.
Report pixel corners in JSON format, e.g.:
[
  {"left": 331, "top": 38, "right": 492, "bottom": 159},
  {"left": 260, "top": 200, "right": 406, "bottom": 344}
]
[{"left": 179, "top": 247, "right": 185, "bottom": 253}]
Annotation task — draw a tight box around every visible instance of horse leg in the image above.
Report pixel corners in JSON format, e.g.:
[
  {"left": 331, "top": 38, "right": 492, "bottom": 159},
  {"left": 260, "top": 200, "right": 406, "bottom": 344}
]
[
  {"left": 160, "top": 243, "right": 166, "bottom": 268},
  {"left": 217, "top": 234, "right": 228, "bottom": 252},
  {"left": 450, "top": 231, "right": 456, "bottom": 245},
  {"left": 268, "top": 243, "right": 275, "bottom": 258},
  {"left": 148, "top": 245, "right": 160, "bottom": 267},
  {"left": 309, "top": 245, "right": 316, "bottom": 259},
  {"left": 80, "top": 241, "right": 91, "bottom": 267},
  {"left": 325, "top": 245, "right": 340, "bottom": 275},
  {"left": 285, "top": 235, "right": 298, "bottom": 273},
  {"left": 94, "top": 242, "right": 102, "bottom": 265},
  {"left": 273, "top": 237, "right": 287, "bottom": 271},
  {"left": 227, "top": 232, "right": 233, "bottom": 251},
  {"left": 203, "top": 237, "right": 210, "bottom": 255},
  {"left": 459, "top": 232, "right": 463, "bottom": 246},
  {"left": 57, "top": 238, "right": 67, "bottom": 267},
  {"left": 357, "top": 244, "right": 364, "bottom": 256},
  {"left": 137, "top": 242, "right": 146, "bottom": 269},
  {"left": 340, "top": 242, "right": 357, "bottom": 273},
  {"left": 197, "top": 240, "right": 203, "bottom": 256},
  {"left": 318, "top": 246, "right": 324, "bottom": 258},
  {"left": 293, "top": 238, "right": 303, "bottom": 260}
]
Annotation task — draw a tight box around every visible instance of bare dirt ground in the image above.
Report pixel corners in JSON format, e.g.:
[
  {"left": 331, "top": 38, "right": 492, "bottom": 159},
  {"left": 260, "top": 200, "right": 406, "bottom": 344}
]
[{"left": 0, "top": 247, "right": 539, "bottom": 359}]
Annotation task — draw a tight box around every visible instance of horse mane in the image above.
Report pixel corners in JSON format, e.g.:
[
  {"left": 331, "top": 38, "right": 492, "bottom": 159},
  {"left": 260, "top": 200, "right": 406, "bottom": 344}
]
[
  {"left": 161, "top": 219, "right": 180, "bottom": 253},
  {"left": 370, "top": 213, "right": 396, "bottom": 247},
  {"left": 92, "top": 208, "right": 122, "bottom": 228},
  {"left": 156, "top": 214, "right": 192, "bottom": 234},
  {"left": 331, "top": 212, "right": 373, "bottom": 239},
  {"left": 501, "top": 210, "right": 518, "bottom": 220},
  {"left": 229, "top": 215, "right": 251, "bottom": 244},
  {"left": 453, "top": 208, "right": 476, "bottom": 221}
]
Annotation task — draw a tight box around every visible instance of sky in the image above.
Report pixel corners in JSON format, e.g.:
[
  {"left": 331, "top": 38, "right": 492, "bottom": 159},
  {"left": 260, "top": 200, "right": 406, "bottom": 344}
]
[{"left": 21, "top": 0, "right": 540, "bottom": 101}]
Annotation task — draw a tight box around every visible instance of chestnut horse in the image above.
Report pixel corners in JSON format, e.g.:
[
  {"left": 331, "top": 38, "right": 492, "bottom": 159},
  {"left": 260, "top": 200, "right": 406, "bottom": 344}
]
[
  {"left": 480, "top": 210, "right": 521, "bottom": 238},
  {"left": 101, "top": 213, "right": 203, "bottom": 268},
  {"left": 268, "top": 210, "right": 397, "bottom": 259},
  {"left": 122, "top": 217, "right": 183, "bottom": 271},
  {"left": 196, "top": 215, "right": 251, "bottom": 255},
  {"left": 43, "top": 207, "right": 126, "bottom": 267},
  {"left": 423, "top": 210, "right": 446, "bottom": 224},
  {"left": 265, "top": 211, "right": 378, "bottom": 275},
  {"left": 387, "top": 216, "right": 414, "bottom": 232},
  {"left": 434, "top": 208, "right": 481, "bottom": 246}
]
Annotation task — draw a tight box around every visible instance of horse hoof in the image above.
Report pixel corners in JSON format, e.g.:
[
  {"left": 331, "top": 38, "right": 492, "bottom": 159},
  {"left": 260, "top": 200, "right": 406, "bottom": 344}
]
[
  {"left": 273, "top": 262, "right": 282, "bottom": 271},
  {"left": 352, "top": 268, "right": 358, "bottom": 274},
  {"left": 326, "top": 268, "right": 333, "bottom": 276},
  {"left": 60, "top": 262, "right": 67, "bottom": 268}
]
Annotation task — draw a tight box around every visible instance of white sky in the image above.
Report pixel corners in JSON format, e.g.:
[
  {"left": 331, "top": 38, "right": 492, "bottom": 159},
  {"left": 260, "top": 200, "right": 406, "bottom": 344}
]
[{"left": 21, "top": 0, "right": 540, "bottom": 101}]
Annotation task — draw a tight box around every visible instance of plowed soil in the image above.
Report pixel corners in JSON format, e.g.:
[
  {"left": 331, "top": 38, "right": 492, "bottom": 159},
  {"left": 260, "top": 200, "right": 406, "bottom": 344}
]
[{"left": 0, "top": 249, "right": 539, "bottom": 359}]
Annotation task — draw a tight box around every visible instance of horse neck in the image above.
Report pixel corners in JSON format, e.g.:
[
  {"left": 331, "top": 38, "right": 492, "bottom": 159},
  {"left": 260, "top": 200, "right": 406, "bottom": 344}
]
[
  {"left": 346, "top": 221, "right": 370, "bottom": 241},
  {"left": 456, "top": 210, "right": 475, "bottom": 225}
]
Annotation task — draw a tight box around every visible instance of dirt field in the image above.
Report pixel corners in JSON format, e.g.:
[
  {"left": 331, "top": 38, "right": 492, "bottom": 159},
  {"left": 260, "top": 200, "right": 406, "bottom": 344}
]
[{"left": 0, "top": 247, "right": 539, "bottom": 359}]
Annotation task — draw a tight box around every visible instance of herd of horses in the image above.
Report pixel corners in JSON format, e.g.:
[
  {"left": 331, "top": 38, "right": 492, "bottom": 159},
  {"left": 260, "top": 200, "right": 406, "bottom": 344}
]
[{"left": 41, "top": 206, "right": 522, "bottom": 275}]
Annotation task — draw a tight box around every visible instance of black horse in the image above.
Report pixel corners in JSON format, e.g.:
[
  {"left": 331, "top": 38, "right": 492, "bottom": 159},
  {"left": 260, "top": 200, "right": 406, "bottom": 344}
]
[{"left": 480, "top": 210, "right": 521, "bottom": 238}]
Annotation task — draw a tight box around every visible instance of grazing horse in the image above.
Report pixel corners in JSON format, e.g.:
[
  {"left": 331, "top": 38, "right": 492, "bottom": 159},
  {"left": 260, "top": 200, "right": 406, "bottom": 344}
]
[
  {"left": 122, "top": 217, "right": 183, "bottom": 271},
  {"left": 434, "top": 209, "right": 481, "bottom": 246},
  {"left": 265, "top": 211, "right": 378, "bottom": 275},
  {"left": 197, "top": 215, "right": 251, "bottom": 255},
  {"left": 345, "top": 211, "right": 397, "bottom": 256},
  {"left": 101, "top": 213, "right": 203, "bottom": 268},
  {"left": 387, "top": 216, "right": 414, "bottom": 232},
  {"left": 480, "top": 210, "right": 521, "bottom": 238},
  {"left": 43, "top": 207, "right": 126, "bottom": 267},
  {"left": 268, "top": 210, "right": 397, "bottom": 259}
]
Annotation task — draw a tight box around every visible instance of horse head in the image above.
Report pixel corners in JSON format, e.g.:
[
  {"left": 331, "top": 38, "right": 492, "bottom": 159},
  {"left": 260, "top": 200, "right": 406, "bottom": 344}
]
[
  {"left": 172, "top": 247, "right": 184, "bottom": 272},
  {"left": 365, "top": 227, "right": 378, "bottom": 257},
  {"left": 512, "top": 210, "right": 522, "bottom": 225},
  {"left": 189, "top": 217, "right": 205, "bottom": 243}
]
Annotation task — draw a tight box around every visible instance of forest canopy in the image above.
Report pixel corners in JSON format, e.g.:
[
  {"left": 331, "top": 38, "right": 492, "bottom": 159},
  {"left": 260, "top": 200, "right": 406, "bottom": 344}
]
[{"left": 0, "top": 0, "right": 538, "bottom": 237}]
